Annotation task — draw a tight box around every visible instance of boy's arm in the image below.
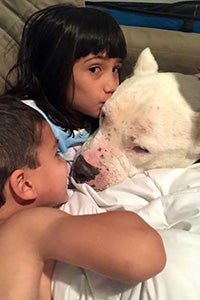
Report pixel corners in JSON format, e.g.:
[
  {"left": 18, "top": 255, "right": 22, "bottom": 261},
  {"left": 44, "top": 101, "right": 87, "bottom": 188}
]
[
  {"left": 0, "top": 207, "right": 166, "bottom": 300},
  {"left": 41, "top": 208, "right": 166, "bottom": 282}
]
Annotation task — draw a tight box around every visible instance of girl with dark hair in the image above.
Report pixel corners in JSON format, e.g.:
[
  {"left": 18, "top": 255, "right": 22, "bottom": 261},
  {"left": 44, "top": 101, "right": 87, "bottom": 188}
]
[{"left": 6, "top": 4, "right": 127, "bottom": 158}]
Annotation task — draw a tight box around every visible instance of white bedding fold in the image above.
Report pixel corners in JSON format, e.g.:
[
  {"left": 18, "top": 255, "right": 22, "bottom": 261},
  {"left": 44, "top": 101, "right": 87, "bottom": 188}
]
[{"left": 52, "top": 163, "right": 200, "bottom": 300}]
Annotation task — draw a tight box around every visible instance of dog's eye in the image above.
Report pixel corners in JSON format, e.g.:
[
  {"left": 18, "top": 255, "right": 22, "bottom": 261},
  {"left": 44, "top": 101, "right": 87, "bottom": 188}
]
[
  {"left": 100, "top": 111, "right": 106, "bottom": 126},
  {"left": 133, "top": 145, "right": 149, "bottom": 153},
  {"left": 101, "top": 111, "right": 106, "bottom": 120}
]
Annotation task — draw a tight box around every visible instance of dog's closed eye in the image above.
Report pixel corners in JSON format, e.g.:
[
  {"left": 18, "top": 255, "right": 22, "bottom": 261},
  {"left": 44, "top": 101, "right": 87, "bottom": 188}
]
[{"left": 133, "top": 145, "right": 149, "bottom": 153}]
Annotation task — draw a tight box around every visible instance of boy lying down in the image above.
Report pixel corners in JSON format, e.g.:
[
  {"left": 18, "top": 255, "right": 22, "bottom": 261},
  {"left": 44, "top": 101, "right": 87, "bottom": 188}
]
[{"left": 0, "top": 96, "right": 166, "bottom": 300}]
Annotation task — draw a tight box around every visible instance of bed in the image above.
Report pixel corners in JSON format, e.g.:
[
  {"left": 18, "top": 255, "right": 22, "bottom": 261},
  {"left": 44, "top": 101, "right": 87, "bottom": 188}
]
[
  {"left": 0, "top": 1, "right": 200, "bottom": 299},
  {"left": 52, "top": 163, "right": 200, "bottom": 299}
]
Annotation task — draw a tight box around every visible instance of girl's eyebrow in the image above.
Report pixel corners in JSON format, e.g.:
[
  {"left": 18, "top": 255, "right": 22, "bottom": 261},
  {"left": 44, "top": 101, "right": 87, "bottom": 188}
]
[
  {"left": 84, "top": 56, "right": 106, "bottom": 63},
  {"left": 84, "top": 56, "right": 123, "bottom": 63}
]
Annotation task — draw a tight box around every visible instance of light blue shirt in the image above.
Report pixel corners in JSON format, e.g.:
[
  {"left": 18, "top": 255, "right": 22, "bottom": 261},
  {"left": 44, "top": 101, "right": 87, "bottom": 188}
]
[{"left": 23, "top": 100, "right": 90, "bottom": 153}]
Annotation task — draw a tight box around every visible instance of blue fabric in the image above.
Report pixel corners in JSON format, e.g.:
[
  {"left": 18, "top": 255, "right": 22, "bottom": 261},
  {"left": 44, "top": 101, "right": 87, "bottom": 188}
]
[
  {"left": 23, "top": 100, "right": 90, "bottom": 153},
  {"left": 86, "top": 3, "right": 200, "bottom": 33},
  {"left": 46, "top": 118, "right": 90, "bottom": 153}
]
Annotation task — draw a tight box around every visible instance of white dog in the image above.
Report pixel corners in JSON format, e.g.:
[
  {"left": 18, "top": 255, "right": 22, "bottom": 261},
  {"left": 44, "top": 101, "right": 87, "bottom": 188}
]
[{"left": 72, "top": 48, "right": 200, "bottom": 191}]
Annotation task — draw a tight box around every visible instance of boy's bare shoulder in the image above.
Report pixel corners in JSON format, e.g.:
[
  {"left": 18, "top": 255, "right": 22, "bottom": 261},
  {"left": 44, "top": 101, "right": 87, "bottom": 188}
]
[
  {"left": 1, "top": 206, "right": 64, "bottom": 224},
  {"left": 0, "top": 207, "right": 68, "bottom": 246},
  {"left": 0, "top": 207, "right": 64, "bottom": 300}
]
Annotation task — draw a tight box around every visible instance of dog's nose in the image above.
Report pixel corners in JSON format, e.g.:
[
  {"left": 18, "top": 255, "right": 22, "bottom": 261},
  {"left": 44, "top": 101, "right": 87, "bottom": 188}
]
[{"left": 72, "top": 154, "right": 100, "bottom": 183}]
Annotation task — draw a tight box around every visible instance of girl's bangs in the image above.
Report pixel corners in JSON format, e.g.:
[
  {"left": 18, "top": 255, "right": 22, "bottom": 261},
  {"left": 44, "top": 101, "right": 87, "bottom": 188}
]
[{"left": 75, "top": 25, "right": 127, "bottom": 59}]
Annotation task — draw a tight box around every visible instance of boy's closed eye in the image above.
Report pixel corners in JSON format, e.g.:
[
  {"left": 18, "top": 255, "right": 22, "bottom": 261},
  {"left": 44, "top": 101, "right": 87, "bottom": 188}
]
[{"left": 53, "top": 140, "right": 60, "bottom": 156}]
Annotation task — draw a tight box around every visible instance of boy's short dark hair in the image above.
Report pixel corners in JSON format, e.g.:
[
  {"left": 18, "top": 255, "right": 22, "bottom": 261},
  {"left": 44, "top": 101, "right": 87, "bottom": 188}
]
[{"left": 0, "top": 95, "right": 45, "bottom": 206}]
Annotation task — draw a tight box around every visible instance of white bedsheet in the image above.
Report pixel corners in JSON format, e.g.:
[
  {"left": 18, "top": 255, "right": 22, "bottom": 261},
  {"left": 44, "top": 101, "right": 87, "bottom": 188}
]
[{"left": 52, "top": 163, "right": 200, "bottom": 300}]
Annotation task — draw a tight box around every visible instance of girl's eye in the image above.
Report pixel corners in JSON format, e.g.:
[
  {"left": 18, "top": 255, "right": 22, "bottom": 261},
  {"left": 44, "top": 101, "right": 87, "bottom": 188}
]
[
  {"left": 89, "top": 66, "right": 101, "bottom": 73},
  {"left": 113, "top": 66, "right": 122, "bottom": 74}
]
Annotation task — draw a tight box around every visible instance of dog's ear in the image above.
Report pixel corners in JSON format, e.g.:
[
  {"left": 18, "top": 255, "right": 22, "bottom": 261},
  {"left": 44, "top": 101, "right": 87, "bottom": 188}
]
[{"left": 134, "top": 48, "right": 158, "bottom": 75}]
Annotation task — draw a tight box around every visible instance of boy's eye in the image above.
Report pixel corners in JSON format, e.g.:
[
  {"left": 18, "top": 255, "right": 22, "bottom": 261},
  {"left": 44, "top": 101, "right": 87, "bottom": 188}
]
[
  {"left": 89, "top": 66, "right": 101, "bottom": 73},
  {"left": 56, "top": 149, "right": 61, "bottom": 156}
]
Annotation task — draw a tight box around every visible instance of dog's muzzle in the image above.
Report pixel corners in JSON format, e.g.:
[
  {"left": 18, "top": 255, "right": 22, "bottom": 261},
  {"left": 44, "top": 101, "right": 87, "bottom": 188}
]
[{"left": 72, "top": 154, "right": 100, "bottom": 183}]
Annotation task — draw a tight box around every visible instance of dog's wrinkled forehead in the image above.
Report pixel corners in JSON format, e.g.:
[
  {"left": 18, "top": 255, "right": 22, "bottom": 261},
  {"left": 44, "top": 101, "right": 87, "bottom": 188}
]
[
  {"left": 102, "top": 72, "right": 178, "bottom": 124},
  {"left": 102, "top": 47, "right": 200, "bottom": 116}
]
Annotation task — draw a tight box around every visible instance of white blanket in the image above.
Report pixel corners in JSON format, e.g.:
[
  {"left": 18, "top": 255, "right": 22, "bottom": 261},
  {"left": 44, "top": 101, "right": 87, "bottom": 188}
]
[{"left": 52, "top": 163, "right": 200, "bottom": 300}]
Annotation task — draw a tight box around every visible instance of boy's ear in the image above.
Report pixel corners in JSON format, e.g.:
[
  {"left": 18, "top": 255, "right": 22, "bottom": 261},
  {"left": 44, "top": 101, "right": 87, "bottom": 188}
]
[{"left": 9, "top": 169, "right": 37, "bottom": 203}]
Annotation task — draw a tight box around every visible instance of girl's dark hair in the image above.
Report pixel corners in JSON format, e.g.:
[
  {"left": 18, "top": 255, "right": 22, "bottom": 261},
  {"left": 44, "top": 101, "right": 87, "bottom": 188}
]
[
  {"left": 0, "top": 95, "right": 45, "bottom": 206},
  {"left": 6, "top": 4, "right": 127, "bottom": 133}
]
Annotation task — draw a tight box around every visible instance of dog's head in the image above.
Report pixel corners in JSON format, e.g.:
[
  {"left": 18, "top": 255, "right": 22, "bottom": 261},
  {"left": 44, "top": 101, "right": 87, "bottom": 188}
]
[{"left": 72, "top": 48, "right": 200, "bottom": 191}]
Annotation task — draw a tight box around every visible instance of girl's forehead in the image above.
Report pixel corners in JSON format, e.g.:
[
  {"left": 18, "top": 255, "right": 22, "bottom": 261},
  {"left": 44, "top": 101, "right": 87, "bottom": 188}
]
[
  {"left": 83, "top": 51, "right": 108, "bottom": 61},
  {"left": 76, "top": 51, "right": 122, "bottom": 64}
]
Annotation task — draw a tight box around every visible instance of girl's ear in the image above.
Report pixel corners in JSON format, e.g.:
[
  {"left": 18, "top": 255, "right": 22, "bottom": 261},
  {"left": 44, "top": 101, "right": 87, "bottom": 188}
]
[{"left": 9, "top": 169, "right": 37, "bottom": 203}]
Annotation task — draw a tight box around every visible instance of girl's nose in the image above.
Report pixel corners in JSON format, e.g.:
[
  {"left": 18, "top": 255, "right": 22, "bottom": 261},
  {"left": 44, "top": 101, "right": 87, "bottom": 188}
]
[{"left": 104, "top": 74, "right": 119, "bottom": 94}]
